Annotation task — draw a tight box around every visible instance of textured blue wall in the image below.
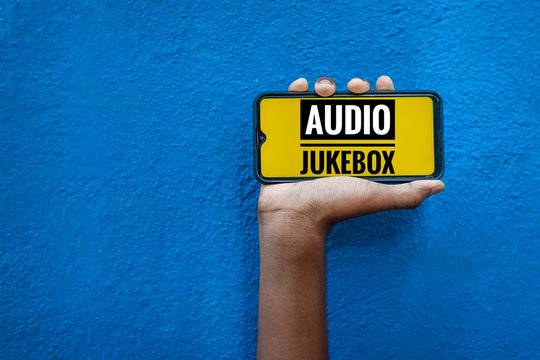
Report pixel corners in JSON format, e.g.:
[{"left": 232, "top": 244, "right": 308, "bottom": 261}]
[{"left": 1, "top": 1, "right": 539, "bottom": 359}]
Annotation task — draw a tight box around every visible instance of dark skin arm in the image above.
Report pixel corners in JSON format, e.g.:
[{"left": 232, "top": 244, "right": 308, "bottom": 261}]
[{"left": 256, "top": 76, "right": 445, "bottom": 360}]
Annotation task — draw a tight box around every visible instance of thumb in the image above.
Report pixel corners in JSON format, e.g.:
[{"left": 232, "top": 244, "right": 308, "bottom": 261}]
[
  {"left": 385, "top": 180, "right": 445, "bottom": 209},
  {"left": 322, "top": 178, "right": 445, "bottom": 223}
]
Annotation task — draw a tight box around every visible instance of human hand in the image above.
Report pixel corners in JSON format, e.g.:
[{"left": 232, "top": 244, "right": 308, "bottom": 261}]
[
  {"left": 256, "top": 76, "right": 444, "bottom": 360},
  {"left": 258, "top": 76, "right": 445, "bottom": 238}
]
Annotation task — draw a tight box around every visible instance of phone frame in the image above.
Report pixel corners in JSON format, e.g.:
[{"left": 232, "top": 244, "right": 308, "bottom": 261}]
[{"left": 253, "top": 91, "right": 444, "bottom": 184}]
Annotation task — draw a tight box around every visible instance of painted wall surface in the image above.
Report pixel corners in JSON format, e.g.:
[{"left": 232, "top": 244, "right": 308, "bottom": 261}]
[{"left": 1, "top": 1, "right": 539, "bottom": 359}]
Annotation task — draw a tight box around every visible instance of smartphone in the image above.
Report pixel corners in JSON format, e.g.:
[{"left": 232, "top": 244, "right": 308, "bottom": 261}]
[{"left": 253, "top": 91, "right": 443, "bottom": 184}]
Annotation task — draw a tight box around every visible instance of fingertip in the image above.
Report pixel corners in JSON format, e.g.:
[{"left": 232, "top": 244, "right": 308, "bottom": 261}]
[
  {"left": 347, "top": 78, "right": 371, "bottom": 94},
  {"left": 410, "top": 180, "right": 445, "bottom": 196},
  {"left": 383, "top": 180, "right": 443, "bottom": 210},
  {"left": 288, "top": 78, "right": 309, "bottom": 92},
  {"left": 375, "top": 75, "right": 395, "bottom": 91},
  {"left": 314, "top": 77, "right": 336, "bottom": 97},
  {"left": 429, "top": 180, "right": 445, "bottom": 195},
  {"left": 315, "top": 83, "right": 335, "bottom": 97}
]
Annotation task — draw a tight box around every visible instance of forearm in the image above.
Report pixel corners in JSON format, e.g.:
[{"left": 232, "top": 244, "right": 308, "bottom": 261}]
[{"left": 257, "top": 212, "right": 329, "bottom": 360}]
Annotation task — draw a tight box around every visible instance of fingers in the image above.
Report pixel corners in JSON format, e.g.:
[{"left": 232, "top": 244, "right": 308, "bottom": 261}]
[
  {"left": 314, "top": 77, "right": 336, "bottom": 97},
  {"left": 347, "top": 78, "right": 371, "bottom": 94},
  {"left": 288, "top": 77, "right": 337, "bottom": 96},
  {"left": 375, "top": 75, "right": 395, "bottom": 91},
  {"left": 288, "top": 78, "right": 309, "bottom": 92},
  {"left": 289, "top": 75, "right": 394, "bottom": 96}
]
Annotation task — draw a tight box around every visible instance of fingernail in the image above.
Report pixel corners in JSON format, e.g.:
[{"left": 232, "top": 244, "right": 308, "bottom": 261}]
[
  {"left": 430, "top": 185, "right": 445, "bottom": 195},
  {"left": 316, "top": 77, "right": 335, "bottom": 87},
  {"left": 348, "top": 78, "right": 369, "bottom": 87}
]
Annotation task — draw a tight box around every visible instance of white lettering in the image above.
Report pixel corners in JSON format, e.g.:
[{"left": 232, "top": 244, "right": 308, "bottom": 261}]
[
  {"left": 345, "top": 105, "right": 361, "bottom": 134},
  {"left": 373, "top": 104, "right": 390, "bottom": 135},
  {"left": 306, "top": 105, "right": 323, "bottom": 135},
  {"left": 363, "top": 105, "right": 371, "bottom": 135},
  {"left": 325, "top": 105, "right": 342, "bottom": 135}
]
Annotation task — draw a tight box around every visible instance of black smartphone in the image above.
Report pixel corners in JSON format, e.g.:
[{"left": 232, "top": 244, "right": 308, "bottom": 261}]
[{"left": 254, "top": 92, "right": 443, "bottom": 183}]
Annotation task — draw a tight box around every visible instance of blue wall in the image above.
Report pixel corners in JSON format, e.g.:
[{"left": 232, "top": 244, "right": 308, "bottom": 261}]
[{"left": 1, "top": 1, "right": 539, "bottom": 359}]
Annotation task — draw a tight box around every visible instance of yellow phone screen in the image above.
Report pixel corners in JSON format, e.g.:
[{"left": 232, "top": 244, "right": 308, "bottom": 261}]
[{"left": 255, "top": 92, "right": 443, "bottom": 183}]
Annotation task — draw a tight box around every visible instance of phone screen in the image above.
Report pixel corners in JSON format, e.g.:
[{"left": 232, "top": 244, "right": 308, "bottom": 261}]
[{"left": 254, "top": 92, "right": 443, "bottom": 183}]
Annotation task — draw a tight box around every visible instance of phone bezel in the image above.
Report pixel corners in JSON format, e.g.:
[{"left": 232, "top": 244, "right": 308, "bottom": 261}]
[{"left": 253, "top": 91, "right": 444, "bottom": 184}]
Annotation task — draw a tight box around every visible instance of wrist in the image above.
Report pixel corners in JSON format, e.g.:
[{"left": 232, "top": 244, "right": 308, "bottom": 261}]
[
  {"left": 258, "top": 207, "right": 328, "bottom": 237},
  {"left": 258, "top": 209, "right": 328, "bottom": 263}
]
